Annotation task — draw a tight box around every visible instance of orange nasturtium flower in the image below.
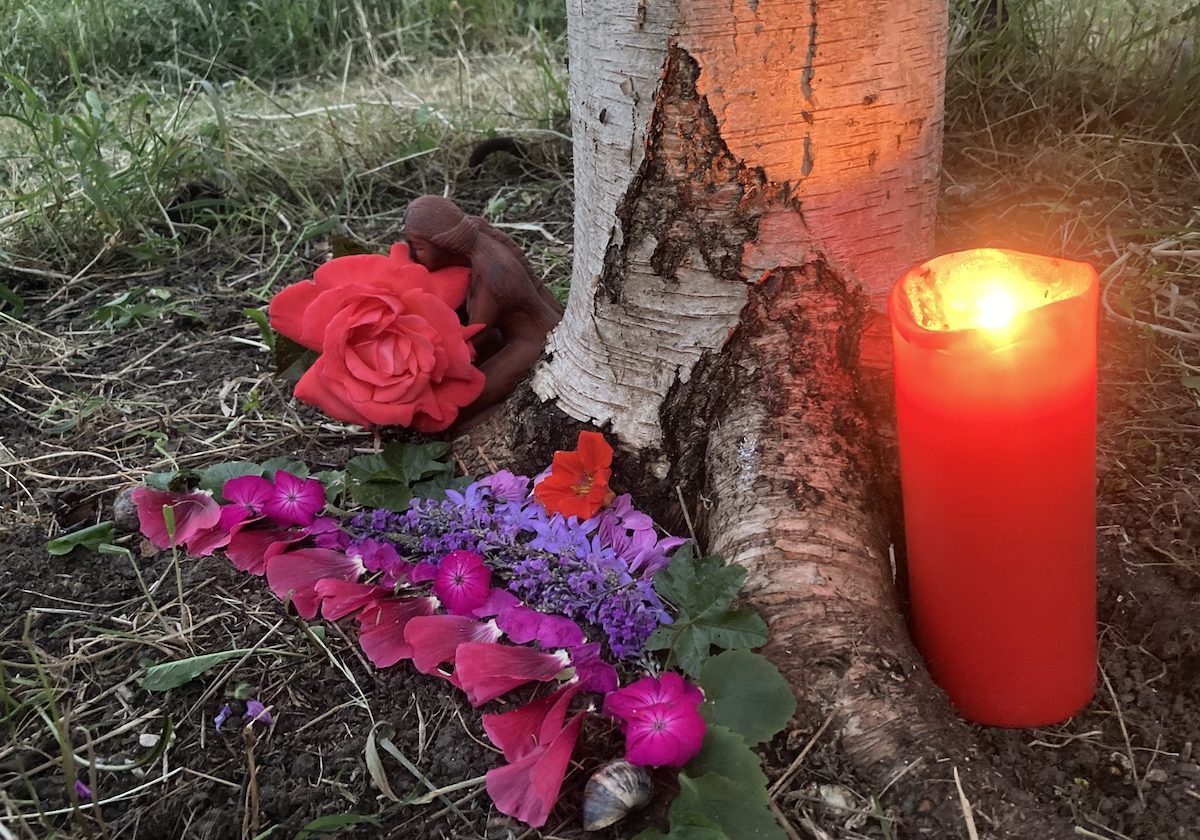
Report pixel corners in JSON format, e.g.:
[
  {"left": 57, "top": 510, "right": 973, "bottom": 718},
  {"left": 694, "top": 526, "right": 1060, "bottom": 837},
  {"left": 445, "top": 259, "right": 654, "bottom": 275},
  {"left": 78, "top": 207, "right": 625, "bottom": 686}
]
[{"left": 533, "top": 431, "right": 614, "bottom": 519}]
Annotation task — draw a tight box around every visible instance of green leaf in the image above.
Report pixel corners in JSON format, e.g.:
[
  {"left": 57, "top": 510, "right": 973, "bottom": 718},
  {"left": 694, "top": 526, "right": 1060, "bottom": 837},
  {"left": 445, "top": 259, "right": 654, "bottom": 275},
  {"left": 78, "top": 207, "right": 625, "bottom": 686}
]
[
  {"left": 242, "top": 307, "right": 275, "bottom": 352},
  {"left": 411, "top": 473, "right": 472, "bottom": 500},
  {"left": 197, "top": 461, "right": 263, "bottom": 498},
  {"left": 295, "top": 813, "right": 382, "bottom": 839},
  {"left": 139, "top": 649, "right": 253, "bottom": 691},
  {"left": 261, "top": 457, "right": 308, "bottom": 479},
  {"left": 0, "top": 282, "right": 25, "bottom": 318},
  {"left": 312, "top": 470, "right": 347, "bottom": 504},
  {"left": 346, "top": 453, "right": 412, "bottom": 511},
  {"left": 350, "top": 479, "right": 413, "bottom": 512},
  {"left": 670, "top": 773, "right": 785, "bottom": 840},
  {"left": 382, "top": 441, "right": 452, "bottom": 483},
  {"left": 634, "top": 817, "right": 728, "bottom": 840},
  {"left": 685, "top": 725, "right": 767, "bottom": 789},
  {"left": 645, "top": 547, "right": 768, "bottom": 677},
  {"left": 699, "top": 651, "right": 796, "bottom": 745},
  {"left": 46, "top": 522, "right": 115, "bottom": 556},
  {"left": 274, "top": 334, "right": 316, "bottom": 378}
]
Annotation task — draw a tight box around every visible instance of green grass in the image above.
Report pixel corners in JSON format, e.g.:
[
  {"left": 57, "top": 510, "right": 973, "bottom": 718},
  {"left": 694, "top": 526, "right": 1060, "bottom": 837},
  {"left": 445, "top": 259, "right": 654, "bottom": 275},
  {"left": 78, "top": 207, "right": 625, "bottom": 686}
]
[
  {"left": 0, "top": 0, "right": 565, "bottom": 98},
  {"left": 948, "top": 0, "right": 1200, "bottom": 142}
]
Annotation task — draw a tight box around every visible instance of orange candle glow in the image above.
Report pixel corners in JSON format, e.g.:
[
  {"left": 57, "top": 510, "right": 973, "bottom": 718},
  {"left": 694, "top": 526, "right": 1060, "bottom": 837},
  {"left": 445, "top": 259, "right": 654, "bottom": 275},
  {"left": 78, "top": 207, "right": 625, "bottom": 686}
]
[{"left": 889, "top": 248, "right": 1098, "bottom": 727}]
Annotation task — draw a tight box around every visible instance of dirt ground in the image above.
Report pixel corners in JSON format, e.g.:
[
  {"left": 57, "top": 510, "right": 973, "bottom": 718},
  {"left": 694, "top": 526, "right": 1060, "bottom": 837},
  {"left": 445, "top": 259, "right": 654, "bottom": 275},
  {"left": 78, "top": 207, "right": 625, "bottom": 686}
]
[{"left": 2, "top": 144, "right": 1199, "bottom": 839}]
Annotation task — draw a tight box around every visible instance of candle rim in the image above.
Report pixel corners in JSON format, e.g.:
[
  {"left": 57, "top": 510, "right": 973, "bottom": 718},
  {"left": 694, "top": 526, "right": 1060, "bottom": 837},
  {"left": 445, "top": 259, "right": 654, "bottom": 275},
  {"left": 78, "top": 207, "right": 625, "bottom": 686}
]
[{"left": 889, "top": 248, "right": 1099, "bottom": 349}]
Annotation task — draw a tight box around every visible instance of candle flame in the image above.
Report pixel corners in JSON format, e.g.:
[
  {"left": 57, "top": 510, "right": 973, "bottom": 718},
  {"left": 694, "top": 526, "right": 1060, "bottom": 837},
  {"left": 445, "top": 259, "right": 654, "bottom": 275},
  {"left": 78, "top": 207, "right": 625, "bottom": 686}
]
[{"left": 974, "top": 284, "right": 1019, "bottom": 332}]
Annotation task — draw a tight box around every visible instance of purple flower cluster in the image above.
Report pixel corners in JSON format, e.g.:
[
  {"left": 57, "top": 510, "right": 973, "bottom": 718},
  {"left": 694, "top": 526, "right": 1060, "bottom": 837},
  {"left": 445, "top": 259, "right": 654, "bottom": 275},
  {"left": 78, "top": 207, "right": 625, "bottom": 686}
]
[{"left": 345, "top": 471, "right": 685, "bottom": 659}]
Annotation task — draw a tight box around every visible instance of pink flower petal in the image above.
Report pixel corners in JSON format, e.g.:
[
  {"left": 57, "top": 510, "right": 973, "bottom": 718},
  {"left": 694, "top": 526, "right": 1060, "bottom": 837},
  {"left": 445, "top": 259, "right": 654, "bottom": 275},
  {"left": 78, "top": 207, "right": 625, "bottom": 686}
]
[
  {"left": 185, "top": 521, "right": 234, "bottom": 556},
  {"left": 567, "top": 643, "right": 618, "bottom": 694},
  {"left": 265, "top": 471, "right": 325, "bottom": 526},
  {"left": 404, "top": 615, "right": 502, "bottom": 674},
  {"left": 432, "top": 551, "right": 491, "bottom": 615},
  {"left": 623, "top": 701, "right": 706, "bottom": 767},
  {"left": 482, "top": 682, "right": 582, "bottom": 762},
  {"left": 314, "top": 579, "right": 392, "bottom": 620},
  {"left": 225, "top": 528, "right": 305, "bottom": 576},
  {"left": 357, "top": 596, "right": 438, "bottom": 667},
  {"left": 453, "top": 643, "right": 571, "bottom": 707},
  {"left": 603, "top": 672, "right": 704, "bottom": 722},
  {"left": 485, "top": 712, "right": 586, "bottom": 828},
  {"left": 469, "top": 587, "right": 522, "bottom": 618},
  {"left": 496, "top": 605, "right": 586, "bottom": 648},
  {"left": 265, "top": 548, "right": 365, "bottom": 619},
  {"left": 131, "top": 488, "right": 221, "bottom": 550}
]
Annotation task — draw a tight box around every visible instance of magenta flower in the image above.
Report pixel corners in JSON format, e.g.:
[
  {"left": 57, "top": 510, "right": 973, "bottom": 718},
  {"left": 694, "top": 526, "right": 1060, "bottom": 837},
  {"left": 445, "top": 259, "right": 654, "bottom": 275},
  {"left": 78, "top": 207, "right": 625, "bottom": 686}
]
[
  {"left": 482, "top": 681, "right": 582, "bottom": 762},
  {"left": 357, "top": 596, "right": 438, "bottom": 668},
  {"left": 433, "top": 551, "right": 491, "bottom": 615},
  {"left": 404, "top": 614, "right": 502, "bottom": 674},
  {"left": 454, "top": 643, "right": 571, "bottom": 706},
  {"left": 265, "top": 471, "right": 325, "bottom": 526},
  {"left": 496, "top": 605, "right": 586, "bottom": 648},
  {"left": 131, "top": 488, "right": 222, "bottom": 551},
  {"left": 623, "top": 701, "right": 705, "bottom": 767},
  {"left": 314, "top": 578, "right": 391, "bottom": 620},
  {"left": 485, "top": 712, "right": 586, "bottom": 828},
  {"left": 603, "top": 673, "right": 706, "bottom": 768},
  {"left": 264, "top": 548, "right": 365, "bottom": 619},
  {"left": 603, "top": 672, "right": 704, "bottom": 720},
  {"left": 222, "top": 475, "right": 273, "bottom": 518}
]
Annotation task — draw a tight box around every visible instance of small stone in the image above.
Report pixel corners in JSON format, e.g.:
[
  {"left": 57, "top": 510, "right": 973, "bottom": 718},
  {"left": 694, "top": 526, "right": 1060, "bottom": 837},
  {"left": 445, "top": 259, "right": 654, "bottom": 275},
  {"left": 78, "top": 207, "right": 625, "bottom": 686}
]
[
  {"left": 1176, "top": 763, "right": 1200, "bottom": 778},
  {"left": 138, "top": 733, "right": 160, "bottom": 748},
  {"left": 1143, "top": 768, "right": 1168, "bottom": 784},
  {"left": 113, "top": 486, "right": 142, "bottom": 533}
]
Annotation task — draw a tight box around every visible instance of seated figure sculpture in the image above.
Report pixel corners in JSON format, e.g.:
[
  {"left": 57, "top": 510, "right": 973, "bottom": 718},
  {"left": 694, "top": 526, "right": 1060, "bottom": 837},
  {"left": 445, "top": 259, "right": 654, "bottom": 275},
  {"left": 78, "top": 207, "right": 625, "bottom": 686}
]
[{"left": 403, "top": 195, "right": 563, "bottom": 432}]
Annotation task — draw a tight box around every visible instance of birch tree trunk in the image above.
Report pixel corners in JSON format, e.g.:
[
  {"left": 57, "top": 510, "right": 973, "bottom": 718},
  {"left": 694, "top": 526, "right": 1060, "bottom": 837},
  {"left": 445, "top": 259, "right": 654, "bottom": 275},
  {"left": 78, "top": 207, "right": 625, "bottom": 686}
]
[{"left": 464, "top": 0, "right": 1066, "bottom": 835}]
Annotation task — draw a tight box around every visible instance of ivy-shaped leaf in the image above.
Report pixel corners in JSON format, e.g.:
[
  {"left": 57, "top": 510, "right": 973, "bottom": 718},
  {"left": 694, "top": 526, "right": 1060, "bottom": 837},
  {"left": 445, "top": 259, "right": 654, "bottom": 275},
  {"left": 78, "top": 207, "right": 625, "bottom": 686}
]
[
  {"left": 382, "top": 441, "right": 453, "bottom": 484},
  {"left": 698, "top": 651, "right": 796, "bottom": 745},
  {"left": 684, "top": 725, "right": 767, "bottom": 788},
  {"left": 261, "top": 456, "right": 308, "bottom": 479},
  {"left": 346, "top": 452, "right": 413, "bottom": 511},
  {"left": 645, "top": 546, "right": 768, "bottom": 677},
  {"left": 669, "top": 773, "right": 785, "bottom": 840}
]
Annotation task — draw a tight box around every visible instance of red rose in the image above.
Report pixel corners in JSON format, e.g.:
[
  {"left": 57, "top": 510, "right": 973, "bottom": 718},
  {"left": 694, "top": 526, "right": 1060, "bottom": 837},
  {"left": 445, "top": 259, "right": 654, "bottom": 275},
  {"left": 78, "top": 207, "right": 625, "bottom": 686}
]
[{"left": 269, "top": 244, "right": 484, "bottom": 432}]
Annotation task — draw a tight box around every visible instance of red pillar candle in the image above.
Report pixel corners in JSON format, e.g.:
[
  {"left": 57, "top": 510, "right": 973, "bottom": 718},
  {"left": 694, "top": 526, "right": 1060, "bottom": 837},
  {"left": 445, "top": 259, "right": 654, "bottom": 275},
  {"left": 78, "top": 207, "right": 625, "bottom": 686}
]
[{"left": 889, "top": 248, "right": 1098, "bottom": 727}]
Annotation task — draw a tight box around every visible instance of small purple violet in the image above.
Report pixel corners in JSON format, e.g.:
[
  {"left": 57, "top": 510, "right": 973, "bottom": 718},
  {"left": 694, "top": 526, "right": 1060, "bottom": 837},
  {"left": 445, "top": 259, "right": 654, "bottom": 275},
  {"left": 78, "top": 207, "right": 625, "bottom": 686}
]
[
  {"left": 244, "top": 699, "right": 273, "bottom": 727},
  {"left": 214, "top": 703, "right": 234, "bottom": 731},
  {"left": 73, "top": 779, "right": 92, "bottom": 799}
]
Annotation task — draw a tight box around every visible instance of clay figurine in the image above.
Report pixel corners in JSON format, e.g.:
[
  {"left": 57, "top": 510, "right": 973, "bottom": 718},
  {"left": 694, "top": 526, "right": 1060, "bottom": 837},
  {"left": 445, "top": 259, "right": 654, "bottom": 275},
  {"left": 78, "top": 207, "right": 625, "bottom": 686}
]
[{"left": 403, "top": 195, "right": 563, "bottom": 431}]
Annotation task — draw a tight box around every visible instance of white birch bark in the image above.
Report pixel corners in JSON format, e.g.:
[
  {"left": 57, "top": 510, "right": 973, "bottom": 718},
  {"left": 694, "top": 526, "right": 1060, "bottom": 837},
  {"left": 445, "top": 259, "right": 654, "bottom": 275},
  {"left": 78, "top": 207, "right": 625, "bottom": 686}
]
[{"left": 534, "top": 0, "right": 946, "bottom": 449}]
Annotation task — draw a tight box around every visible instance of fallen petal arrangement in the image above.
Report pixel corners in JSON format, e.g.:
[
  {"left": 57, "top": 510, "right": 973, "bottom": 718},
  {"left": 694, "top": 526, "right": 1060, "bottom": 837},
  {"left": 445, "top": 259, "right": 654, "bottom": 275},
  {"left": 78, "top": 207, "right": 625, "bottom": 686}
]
[{"left": 133, "top": 432, "right": 717, "bottom": 829}]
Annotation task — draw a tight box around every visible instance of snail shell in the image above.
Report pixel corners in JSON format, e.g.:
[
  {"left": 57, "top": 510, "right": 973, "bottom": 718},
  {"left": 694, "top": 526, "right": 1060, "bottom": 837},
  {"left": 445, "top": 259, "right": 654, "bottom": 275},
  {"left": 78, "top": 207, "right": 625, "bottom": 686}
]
[{"left": 582, "top": 759, "right": 652, "bottom": 831}]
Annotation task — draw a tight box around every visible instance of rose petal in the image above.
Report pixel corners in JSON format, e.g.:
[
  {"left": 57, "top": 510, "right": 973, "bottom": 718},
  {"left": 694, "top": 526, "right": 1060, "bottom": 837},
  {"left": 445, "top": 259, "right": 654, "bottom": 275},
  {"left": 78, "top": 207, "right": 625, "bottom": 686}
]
[
  {"left": 131, "top": 488, "right": 221, "bottom": 550},
  {"left": 485, "top": 712, "right": 585, "bottom": 828},
  {"left": 453, "top": 643, "right": 571, "bottom": 707},
  {"left": 482, "top": 682, "right": 582, "bottom": 762},
  {"left": 265, "top": 548, "right": 365, "bottom": 619},
  {"left": 404, "top": 615, "right": 502, "bottom": 674},
  {"left": 357, "top": 596, "right": 439, "bottom": 668},
  {"left": 314, "top": 578, "right": 392, "bottom": 620}
]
